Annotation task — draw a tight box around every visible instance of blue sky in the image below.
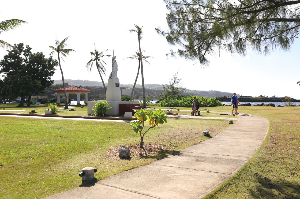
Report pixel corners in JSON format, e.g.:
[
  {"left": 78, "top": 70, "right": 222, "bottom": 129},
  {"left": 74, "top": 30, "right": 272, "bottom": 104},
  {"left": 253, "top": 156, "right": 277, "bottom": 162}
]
[{"left": 1, "top": 0, "right": 300, "bottom": 99}]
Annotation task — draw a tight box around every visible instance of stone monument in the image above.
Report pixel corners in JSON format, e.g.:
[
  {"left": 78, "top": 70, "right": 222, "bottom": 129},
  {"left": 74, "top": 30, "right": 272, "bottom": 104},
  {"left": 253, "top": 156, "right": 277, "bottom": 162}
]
[
  {"left": 105, "top": 54, "right": 122, "bottom": 115},
  {"left": 87, "top": 52, "right": 139, "bottom": 116}
]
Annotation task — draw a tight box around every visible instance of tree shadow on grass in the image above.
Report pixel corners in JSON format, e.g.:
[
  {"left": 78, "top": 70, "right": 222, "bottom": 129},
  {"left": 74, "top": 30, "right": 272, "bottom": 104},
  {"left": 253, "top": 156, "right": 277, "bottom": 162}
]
[
  {"left": 140, "top": 149, "right": 182, "bottom": 160},
  {"left": 250, "top": 175, "right": 300, "bottom": 199}
]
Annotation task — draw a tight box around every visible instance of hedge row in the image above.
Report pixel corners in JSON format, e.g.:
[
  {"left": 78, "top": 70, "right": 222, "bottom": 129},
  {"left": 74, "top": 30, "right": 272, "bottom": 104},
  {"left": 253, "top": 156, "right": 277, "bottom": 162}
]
[{"left": 157, "top": 95, "right": 222, "bottom": 107}]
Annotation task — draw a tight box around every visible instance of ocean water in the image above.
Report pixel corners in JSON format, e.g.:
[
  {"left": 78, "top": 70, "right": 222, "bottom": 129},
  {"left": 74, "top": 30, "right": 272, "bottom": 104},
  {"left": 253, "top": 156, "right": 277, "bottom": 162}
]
[{"left": 221, "top": 101, "right": 300, "bottom": 107}]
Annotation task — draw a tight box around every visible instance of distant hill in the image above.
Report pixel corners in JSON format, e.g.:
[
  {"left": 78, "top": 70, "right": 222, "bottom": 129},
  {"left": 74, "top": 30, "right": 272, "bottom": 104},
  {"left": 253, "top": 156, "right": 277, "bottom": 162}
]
[{"left": 53, "top": 79, "right": 233, "bottom": 98}]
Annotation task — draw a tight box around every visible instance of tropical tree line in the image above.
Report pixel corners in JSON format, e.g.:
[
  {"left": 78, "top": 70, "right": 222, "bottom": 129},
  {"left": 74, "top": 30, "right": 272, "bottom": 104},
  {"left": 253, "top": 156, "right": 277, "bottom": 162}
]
[
  {"left": 0, "top": 17, "right": 149, "bottom": 108},
  {"left": 3, "top": 2, "right": 300, "bottom": 107}
]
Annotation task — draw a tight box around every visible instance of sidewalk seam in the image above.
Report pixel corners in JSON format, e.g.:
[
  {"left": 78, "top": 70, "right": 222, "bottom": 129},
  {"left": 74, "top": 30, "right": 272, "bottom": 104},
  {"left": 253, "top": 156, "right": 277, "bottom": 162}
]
[{"left": 99, "top": 183, "right": 161, "bottom": 199}]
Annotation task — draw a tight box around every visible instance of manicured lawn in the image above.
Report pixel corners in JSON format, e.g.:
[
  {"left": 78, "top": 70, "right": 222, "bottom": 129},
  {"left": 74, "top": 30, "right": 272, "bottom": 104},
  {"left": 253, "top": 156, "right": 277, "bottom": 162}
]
[
  {"left": 2, "top": 105, "right": 299, "bottom": 198},
  {"left": 0, "top": 114, "right": 229, "bottom": 198},
  {"left": 0, "top": 103, "right": 89, "bottom": 116},
  {"left": 203, "top": 106, "right": 300, "bottom": 199}
]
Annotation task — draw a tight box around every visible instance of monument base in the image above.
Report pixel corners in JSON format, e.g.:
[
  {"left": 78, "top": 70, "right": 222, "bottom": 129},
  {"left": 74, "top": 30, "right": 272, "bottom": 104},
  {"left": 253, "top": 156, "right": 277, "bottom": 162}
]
[
  {"left": 87, "top": 100, "right": 139, "bottom": 116},
  {"left": 106, "top": 78, "right": 121, "bottom": 101}
]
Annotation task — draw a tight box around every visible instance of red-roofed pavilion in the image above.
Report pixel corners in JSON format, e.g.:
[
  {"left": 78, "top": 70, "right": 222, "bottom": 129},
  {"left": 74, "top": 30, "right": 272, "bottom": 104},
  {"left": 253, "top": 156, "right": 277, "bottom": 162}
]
[{"left": 54, "top": 85, "right": 90, "bottom": 105}]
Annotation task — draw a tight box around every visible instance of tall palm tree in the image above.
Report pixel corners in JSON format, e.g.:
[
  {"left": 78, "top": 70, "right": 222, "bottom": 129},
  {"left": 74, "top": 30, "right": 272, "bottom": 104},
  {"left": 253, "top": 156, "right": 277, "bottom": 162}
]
[
  {"left": 49, "top": 36, "right": 74, "bottom": 109},
  {"left": 128, "top": 51, "right": 150, "bottom": 101},
  {"left": 130, "top": 25, "right": 147, "bottom": 108},
  {"left": 86, "top": 48, "right": 110, "bottom": 91},
  {"left": 0, "top": 19, "right": 26, "bottom": 53}
]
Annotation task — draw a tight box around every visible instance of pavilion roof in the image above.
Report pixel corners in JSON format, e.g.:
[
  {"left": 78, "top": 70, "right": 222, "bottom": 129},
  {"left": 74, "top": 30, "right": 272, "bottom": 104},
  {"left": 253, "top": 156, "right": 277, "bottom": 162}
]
[{"left": 54, "top": 85, "right": 90, "bottom": 93}]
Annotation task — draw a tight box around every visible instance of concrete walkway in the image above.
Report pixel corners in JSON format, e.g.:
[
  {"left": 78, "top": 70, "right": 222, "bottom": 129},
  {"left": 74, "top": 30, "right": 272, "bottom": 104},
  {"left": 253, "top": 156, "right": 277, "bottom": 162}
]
[{"left": 46, "top": 114, "right": 269, "bottom": 199}]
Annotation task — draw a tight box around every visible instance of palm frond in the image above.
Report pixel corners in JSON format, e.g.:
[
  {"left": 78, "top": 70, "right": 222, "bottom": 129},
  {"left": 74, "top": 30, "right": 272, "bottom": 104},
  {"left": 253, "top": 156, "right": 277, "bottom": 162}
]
[
  {"left": 86, "top": 59, "right": 94, "bottom": 71},
  {"left": 60, "top": 36, "right": 70, "bottom": 46},
  {"left": 0, "top": 19, "right": 26, "bottom": 33}
]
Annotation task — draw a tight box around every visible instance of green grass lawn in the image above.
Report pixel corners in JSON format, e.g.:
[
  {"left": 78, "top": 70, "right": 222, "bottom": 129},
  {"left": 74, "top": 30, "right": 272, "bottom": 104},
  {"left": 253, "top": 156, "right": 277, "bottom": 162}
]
[
  {"left": 0, "top": 113, "right": 229, "bottom": 198},
  {"left": 203, "top": 106, "right": 300, "bottom": 199},
  {"left": 0, "top": 102, "right": 89, "bottom": 116},
  {"left": 1, "top": 105, "right": 299, "bottom": 198}
]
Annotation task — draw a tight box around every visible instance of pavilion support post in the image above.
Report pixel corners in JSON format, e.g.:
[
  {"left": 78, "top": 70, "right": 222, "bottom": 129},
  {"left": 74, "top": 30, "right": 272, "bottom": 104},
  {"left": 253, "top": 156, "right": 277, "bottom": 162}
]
[
  {"left": 77, "top": 93, "right": 80, "bottom": 105},
  {"left": 85, "top": 93, "right": 88, "bottom": 105},
  {"left": 57, "top": 94, "right": 61, "bottom": 105}
]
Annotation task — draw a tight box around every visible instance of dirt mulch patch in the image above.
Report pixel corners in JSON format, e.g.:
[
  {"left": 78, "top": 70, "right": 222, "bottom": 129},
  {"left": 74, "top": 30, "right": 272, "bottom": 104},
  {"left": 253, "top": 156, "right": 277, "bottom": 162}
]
[{"left": 104, "top": 144, "right": 164, "bottom": 159}]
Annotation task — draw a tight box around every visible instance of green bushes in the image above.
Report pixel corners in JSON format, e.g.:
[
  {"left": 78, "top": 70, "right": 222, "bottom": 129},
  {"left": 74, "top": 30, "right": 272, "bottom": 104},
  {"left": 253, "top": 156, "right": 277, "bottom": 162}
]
[
  {"left": 92, "top": 101, "right": 111, "bottom": 116},
  {"left": 121, "top": 95, "right": 130, "bottom": 101},
  {"left": 157, "top": 95, "right": 222, "bottom": 107},
  {"left": 48, "top": 103, "right": 58, "bottom": 114}
]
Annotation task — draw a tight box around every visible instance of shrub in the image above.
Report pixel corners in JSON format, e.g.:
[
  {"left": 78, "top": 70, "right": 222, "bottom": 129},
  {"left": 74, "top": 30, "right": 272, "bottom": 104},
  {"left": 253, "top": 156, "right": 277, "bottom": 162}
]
[
  {"left": 121, "top": 95, "right": 130, "bottom": 101},
  {"left": 48, "top": 103, "right": 58, "bottom": 114},
  {"left": 92, "top": 101, "right": 111, "bottom": 116}
]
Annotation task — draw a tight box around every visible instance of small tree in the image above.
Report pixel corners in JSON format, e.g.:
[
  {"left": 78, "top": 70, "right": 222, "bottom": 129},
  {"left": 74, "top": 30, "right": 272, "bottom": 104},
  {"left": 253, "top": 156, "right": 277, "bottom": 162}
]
[
  {"left": 131, "top": 109, "right": 168, "bottom": 149},
  {"left": 158, "top": 72, "right": 186, "bottom": 101},
  {"left": 283, "top": 96, "right": 293, "bottom": 106}
]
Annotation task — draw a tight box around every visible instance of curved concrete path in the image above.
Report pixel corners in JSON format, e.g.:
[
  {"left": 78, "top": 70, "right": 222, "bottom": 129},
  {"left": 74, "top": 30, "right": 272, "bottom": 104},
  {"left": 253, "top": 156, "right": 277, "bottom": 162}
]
[{"left": 46, "top": 114, "right": 269, "bottom": 199}]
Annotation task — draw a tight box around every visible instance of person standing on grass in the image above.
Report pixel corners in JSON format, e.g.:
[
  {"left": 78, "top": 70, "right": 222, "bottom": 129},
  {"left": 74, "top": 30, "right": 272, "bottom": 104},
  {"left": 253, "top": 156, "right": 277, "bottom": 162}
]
[
  {"left": 192, "top": 97, "right": 197, "bottom": 116},
  {"left": 231, "top": 93, "right": 239, "bottom": 115}
]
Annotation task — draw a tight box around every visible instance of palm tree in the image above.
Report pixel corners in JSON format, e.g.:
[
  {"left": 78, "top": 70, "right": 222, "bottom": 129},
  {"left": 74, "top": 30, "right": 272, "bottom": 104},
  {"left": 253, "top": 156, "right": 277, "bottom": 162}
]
[
  {"left": 0, "top": 19, "right": 26, "bottom": 53},
  {"left": 130, "top": 25, "right": 147, "bottom": 108},
  {"left": 128, "top": 51, "right": 150, "bottom": 101},
  {"left": 86, "top": 47, "right": 110, "bottom": 91},
  {"left": 49, "top": 36, "right": 74, "bottom": 109}
]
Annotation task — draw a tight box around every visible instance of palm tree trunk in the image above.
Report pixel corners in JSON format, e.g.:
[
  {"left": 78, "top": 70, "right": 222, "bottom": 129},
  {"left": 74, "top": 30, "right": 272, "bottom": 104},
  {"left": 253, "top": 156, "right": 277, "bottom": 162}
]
[
  {"left": 138, "top": 32, "right": 146, "bottom": 108},
  {"left": 97, "top": 66, "right": 106, "bottom": 91},
  {"left": 58, "top": 54, "right": 68, "bottom": 109},
  {"left": 130, "top": 60, "right": 141, "bottom": 101},
  {"left": 141, "top": 59, "right": 146, "bottom": 108}
]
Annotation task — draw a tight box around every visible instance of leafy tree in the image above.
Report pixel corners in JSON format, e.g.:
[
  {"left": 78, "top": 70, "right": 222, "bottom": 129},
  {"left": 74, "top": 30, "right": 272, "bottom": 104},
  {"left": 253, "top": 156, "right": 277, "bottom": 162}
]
[
  {"left": 130, "top": 25, "right": 147, "bottom": 108},
  {"left": 0, "top": 19, "right": 26, "bottom": 53},
  {"left": 49, "top": 36, "right": 74, "bottom": 109},
  {"left": 131, "top": 109, "right": 168, "bottom": 150},
  {"left": 0, "top": 43, "right": 57, "bottom": 106},
  {"left": 128, "top": 51, "right": 151, "bottom": 101},
  {"left": 283, "top": 96, "right": 293, "bottom": 106},
  {"left": 158, "top": 0, "right": 300, "bottom": 65},
  {"left": 86, "top": 47, "right": 110, "bottom": 91},
  {"left": 158, "top": 72, "right": 186, "bottom": 101}
]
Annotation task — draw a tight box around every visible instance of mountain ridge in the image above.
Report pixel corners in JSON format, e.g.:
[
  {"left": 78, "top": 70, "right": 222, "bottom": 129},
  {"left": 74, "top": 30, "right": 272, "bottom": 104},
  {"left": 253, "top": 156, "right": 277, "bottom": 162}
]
[{"left": 53, "top": 79, "right": 234, "bottom": 98}]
